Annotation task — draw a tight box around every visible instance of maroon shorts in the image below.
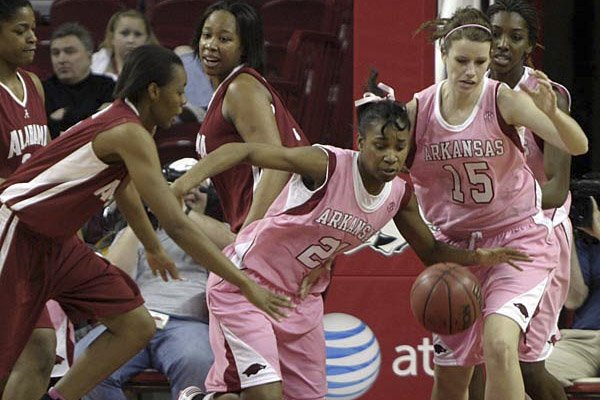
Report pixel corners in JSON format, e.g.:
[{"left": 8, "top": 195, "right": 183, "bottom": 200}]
[
  {"left": 0, "top": 207, "right": 144, "bottom": 377},
  {"left": 34, "top": 305, "right": 54, "bottom": 329}
]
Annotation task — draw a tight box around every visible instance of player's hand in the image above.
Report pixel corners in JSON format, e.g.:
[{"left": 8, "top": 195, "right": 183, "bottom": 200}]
[
  {"left": 475, "top": 247, "right": 532, "bottom": 271},
  {"left": 519, "top": 70, "right": 558, "bottom": 117},
  {"left": 146, "top": 247, "right": 181, "bottom": 281},
  {"left": 240, "top": 279, "right": 295, "bottom": 321},
  {"left": 579, "top": 197, "right": 600, "bottom": 240},
  {"left": 299, "top": 259, "right": 333, "bottom": 299}
]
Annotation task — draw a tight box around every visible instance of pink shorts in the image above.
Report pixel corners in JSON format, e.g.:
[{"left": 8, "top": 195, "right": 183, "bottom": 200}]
[
  {"left": 205, "top": 272, "right": 327, "bottom": 400},
  {"left": 432, "top": 219, "right": 560, "bottom": 366},
  {"left": 0, "top": 208, "right": 143, "bottom": 377},
  {"left": 518, "top": 218, "right": 572, "bottom": 362}
]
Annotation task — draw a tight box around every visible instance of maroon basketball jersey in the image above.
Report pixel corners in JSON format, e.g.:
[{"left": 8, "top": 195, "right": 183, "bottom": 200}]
[
  {"left": 0, "top": 69, "right": 48, "bottom": 178},
  {"left": 197, "top": 65, "right": 309, "bottom": 232},
  {"left": 0, "top": 99, "right": 142, "bottom": 239}
]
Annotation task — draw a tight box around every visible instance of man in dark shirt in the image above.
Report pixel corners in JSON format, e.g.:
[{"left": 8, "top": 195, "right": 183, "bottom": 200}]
[{"left": 43, "top": 23, "right": 114, "bottom": 139}]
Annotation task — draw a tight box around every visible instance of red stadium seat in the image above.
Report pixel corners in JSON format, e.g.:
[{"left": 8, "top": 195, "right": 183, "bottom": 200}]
[
  {"left": 154, "top": 122, "right": 199, "bottom": 165},
  {"left": 566, "top": 378, "right": 600, "bottom": 399},
  {"left": 269, "top": 30, "right": 341, "bottom": 144},
  {"left": 122, "top": 369, "right": 170, "bottom": 399},
  {"left": 49, "top": 0, "right": 124, "bottom": 48},
  {"left": 261, "top": 0, "right": 335, "bottom": 38},
  {"left": 147, "top": 0, "right": 211, "bottom": 48}
]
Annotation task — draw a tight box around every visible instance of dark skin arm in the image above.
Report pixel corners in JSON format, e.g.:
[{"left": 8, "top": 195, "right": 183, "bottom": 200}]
[
  {"left": 222, "top": 73, "right": 293, "bottom": 228},
  {"left": 92, "top": 123, "right": 294, "bottom": 320},
  {"left": 113, "top": 179, "right": 177, "bottom": 281},
  {"left": 539, "top": 90, "right": 571, "bottom": 209},
  {"left": 393, "top": 194, "right": 530, "bottom": 269}
]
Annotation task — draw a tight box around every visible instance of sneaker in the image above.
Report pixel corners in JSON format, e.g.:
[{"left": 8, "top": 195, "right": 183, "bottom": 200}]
[{"left": 178, "top": 386, "right": 206, "bottom": 400}]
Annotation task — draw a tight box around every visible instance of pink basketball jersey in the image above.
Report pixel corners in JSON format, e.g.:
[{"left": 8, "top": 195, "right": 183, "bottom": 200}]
[
  {"left": 196, "top": 65, "right": 309, "bottom": 232},
  {"left": 517, "top": 67, "right": 572, "bottom": 225},
  {"left": 0, "top": 99, "right": 141, "bottom": 239},
  {"left": 224, "top": 145, "right": 411, "bottom": 294},
  {"left": 0, "top": 69, "right": 48, "bottom": 178},
  {"left": 408, "top": 78, "right": 542, "bottom": 238}
]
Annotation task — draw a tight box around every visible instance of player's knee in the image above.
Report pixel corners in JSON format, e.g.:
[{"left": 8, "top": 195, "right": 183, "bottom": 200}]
[
  {"left": 484, "top": 337, "right": 518, "bottom": 367},
  {"left": 113, "top": 307, "right": 156, "bottom": 346},
  {"left": 23, "top": 329, "right": 56, "bottom": 376}
]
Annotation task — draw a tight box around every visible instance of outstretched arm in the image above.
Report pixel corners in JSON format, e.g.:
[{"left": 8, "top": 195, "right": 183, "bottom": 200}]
[
  {"left": 172, "top": 143, "right": 329, "bottom": 199},
  {"left": 92, "top": 124, "right": 294, "bottom": 320},
  {"left": 539, "top": 90, "right": 572, "bottom": 209},
  {"left": 113, "top": 179, "right": 178, "bottom": 281},
  {"left": 393, "top": 193, "right": 531, "bottom": 268},
  {"left": 498, "top": 70, "right": 587, "bottom": 155},
  {"left": 224, "top": 74, "right": 299, "bottom": 228}
]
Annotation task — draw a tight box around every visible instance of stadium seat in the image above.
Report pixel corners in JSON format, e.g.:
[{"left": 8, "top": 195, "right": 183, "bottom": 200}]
[
  {"left": 566, "top": 378, "right": 600, "bottom": 399},
  {"left": 122, "top": 369, "right": 170, "bottom": 399},
  {"left": 261, "top": 0, "right": 335, "bottom": 37},
  {"left": 269, "top": 29, "right": 340, "bottom": 144},
  {"left": 155, "top": 122, "right": 199, "bottom": 165},
  {"left": 49, "top": 0, "right": 124, "bottom": 48},
  {"left": 147, "top": 0, "right": 211, "bottom": 48}
]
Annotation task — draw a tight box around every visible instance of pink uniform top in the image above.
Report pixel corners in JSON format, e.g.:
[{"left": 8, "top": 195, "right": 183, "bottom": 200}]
[
  {"left": 517, "top": 67, "right": 572, "bottom": 225},
  {"left": 224, "top": 145, "right": 412, "bottom": 295},
  {"left": 0, "top": 69, "right": 48, "bottom": 178},
  {"left": 407, "top": 77, "right": 542, "bottom": 239},
  {"left": 0, "top": 99, "right": 140, "bottom": 240},
  {"left": 196, "top": 65, "right": 309, "bottom": 233}
]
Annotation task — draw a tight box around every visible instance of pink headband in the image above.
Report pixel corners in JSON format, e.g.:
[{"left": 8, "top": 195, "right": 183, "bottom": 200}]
[
  {"left": 443, "top": 23, "right": 492, "bottom": 43},
  {"left": 354, "top": 82, "right": 395, "bottom": 107}
]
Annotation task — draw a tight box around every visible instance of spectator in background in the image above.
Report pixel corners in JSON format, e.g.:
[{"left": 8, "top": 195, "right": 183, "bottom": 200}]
[
  {"left": 44, "top": 23, "right": 115, "bottom": 138},
  {"left": 91, "top": 9, "right": 158, "bottom": 81},
  {"left": 545, "top": 197, "right": 600, "bottom": 386},
  {"left": 75, "top": 177, "right": 230, "bottom": 400},
  {"left": 174, "top": 45, "right": 213, "bottom": 123}
]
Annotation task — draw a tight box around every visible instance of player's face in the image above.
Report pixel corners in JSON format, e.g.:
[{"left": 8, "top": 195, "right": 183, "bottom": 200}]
[
  {"left": 0, "top": 6, "right": 37, "bottom": 68},
  {"left": 490, "top": 11, "right": 533, "bottom": 75},
  {"left": 443, "top": 39, "right": 491, "bottom": 94},
  {"left": 199, "top": 10, "right": 243, "bottom": 84},
  {"left": 51, "top": 35, "right": 91, "bottom": 85},
  {"left": 112, "top": 16, "right": 149, "bottom": 62},
  {"left": 358, "top": 121, "right": 411, "bottom": 189},
  {"left": 152, "top": 64, "right": 187, "bottom": 129}
]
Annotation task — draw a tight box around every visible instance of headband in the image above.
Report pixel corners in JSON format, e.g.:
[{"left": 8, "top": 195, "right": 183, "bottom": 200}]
[
  {"left": 443, "top": 23, "right": 492, "bottom": 43},
  {"left": 354, "top": 82, "right": 396, "bottom": 107}
]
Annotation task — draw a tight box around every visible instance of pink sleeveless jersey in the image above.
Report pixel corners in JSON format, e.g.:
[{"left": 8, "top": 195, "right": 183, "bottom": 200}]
[
  {"left": 0, "top": 99, "right": 140, "bottom": 240},
  {"left": 408, "top": 77, "right": 542, "bottom": 238},
  {"left": 0, "top": 69, "right": 48, "bottom": 178},
  {"left": 518, "top": 66, "right": 572, "bottom": 224},
  {"left": 223, "top": 145, "right": 411, "bottom": 295},
  {"left": 196, "top": 65, "right": 309, "bottom": 232}
]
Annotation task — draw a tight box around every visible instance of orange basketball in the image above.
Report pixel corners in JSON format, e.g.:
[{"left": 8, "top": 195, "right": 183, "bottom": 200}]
[{"left": 410, "top": 263, "right": 482, "bottom": 335}]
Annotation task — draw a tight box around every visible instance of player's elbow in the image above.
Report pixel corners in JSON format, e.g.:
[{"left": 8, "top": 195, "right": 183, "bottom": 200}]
[
  {"left": 564, "top": 287, "right": 589, "bottom": 310},
  {"left": 160, "top": 215, "right": 188, "bottom": 243}
]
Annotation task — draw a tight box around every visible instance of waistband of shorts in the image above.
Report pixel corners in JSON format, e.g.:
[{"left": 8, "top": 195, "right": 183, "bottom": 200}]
[
  {"left": 245, "top": 269, "right": 304, "bottom": 304},
  {"left": 438, "top": 216, "right": 547, "bottom": 243}
]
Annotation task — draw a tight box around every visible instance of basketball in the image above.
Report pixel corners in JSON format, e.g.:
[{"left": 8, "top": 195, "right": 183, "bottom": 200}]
[{"left": 410, "top": 263, "right": 482, "bottom": 335}]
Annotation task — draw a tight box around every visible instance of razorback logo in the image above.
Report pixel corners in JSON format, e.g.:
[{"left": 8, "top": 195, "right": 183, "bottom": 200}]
[
  {"left": 513, "top": 303, "right": 529, "bottom": 318},
  {"left": 243, "top": 363, "right": 266, "bottom": 377},
  {"left": 434, "top": 344, "right": 447, "bottom": 354}
]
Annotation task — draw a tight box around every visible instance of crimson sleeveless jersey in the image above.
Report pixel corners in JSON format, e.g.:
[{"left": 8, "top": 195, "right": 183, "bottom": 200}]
[
  {"left": 196, "top": 65, "right": 309, "bottom": 232},
  {"left": 225, "top": 145, "right": 412, "bottom": 294},
  {"left": 0, "top": 69, "right": 48, "bottom": 178},
  {"left": 407, "top": 77, "right": 543, "bottom": 238},
  {"left": 0, "top": 99, "right": 141, "bottom": 240}
]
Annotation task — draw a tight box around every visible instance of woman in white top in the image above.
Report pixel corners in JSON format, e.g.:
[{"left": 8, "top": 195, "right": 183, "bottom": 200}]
[{"left": 91, "top": 9, "right": 159, "bottom": 81}]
